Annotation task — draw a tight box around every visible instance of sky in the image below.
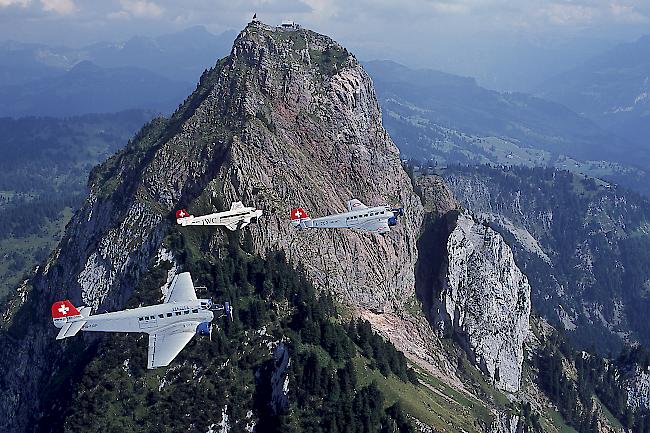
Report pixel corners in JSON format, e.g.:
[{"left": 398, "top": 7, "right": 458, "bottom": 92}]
[{"left": 1, "top": 0, "right": 650, "bottom": 89}]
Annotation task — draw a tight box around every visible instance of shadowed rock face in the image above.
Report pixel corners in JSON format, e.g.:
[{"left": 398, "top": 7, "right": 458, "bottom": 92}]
[{"left": 0, "top": 21, "right": 425, "bottom": 432}]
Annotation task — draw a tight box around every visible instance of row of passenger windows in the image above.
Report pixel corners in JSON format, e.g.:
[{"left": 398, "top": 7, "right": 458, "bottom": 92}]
[
  {"left": 346, "top": 211, "right": 384, "bottom": 221},
  {"left": 139, "top": 309, "right": 199, "bottom": 321}
]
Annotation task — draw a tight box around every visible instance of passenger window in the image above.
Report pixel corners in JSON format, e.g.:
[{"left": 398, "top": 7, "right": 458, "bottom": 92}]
[
  {"left": 175, "top": 312, "right": 181, "bottom": 316},
  {"left": 139, "top": 317, "right": 143, "bottom": 321},
  {"left": 192, "top": 309, "right": 198, "bottom": 313},
  {"left": 184, "top": 310, "right": 190, "bottom": 315},
  {"left": 167, "top": 312, "right": 172, "bottom": 317},
  {"left": 158, "top": 314, "right": 164, "bottom": 319}
]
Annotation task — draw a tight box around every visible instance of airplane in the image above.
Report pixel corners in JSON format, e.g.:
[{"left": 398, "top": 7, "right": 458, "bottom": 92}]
[
  {"left": 51, "top": 272, "right": 232, "bottom": 369},
  {"left": 176, "top": 201, "right": 263, "bottom": 231},
  {"left": 290, "top": 199, "right": 404, "bottom": 234}
]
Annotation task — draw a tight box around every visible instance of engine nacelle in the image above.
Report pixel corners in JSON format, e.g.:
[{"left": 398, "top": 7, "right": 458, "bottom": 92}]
[
  {"left": 196, "top": 321, "right": 212, "bottom": 337},
  {"left": 388, "top": 216, "right": 398, "bottom": 226}
]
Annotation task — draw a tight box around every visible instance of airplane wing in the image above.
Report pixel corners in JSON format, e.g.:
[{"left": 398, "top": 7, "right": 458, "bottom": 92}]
[
  {"left": 230, "top": 201, "right": 245, "bottom": 211},
  {"left": 147, "top": 324, "right": 197, "bottom": 369},
  {"left": 224, "top": 221, "right": 239, "bottom": 231},
  {"left": 377, "top": 223, "right": 390, "bottom": 234},
  {"left": 164, "top": 272, "right": 197, "bottom": 303},
  {"left": 347, "top": 199, "right": 368, "bottom": 212},
  {"left": 362, "top": 219, "right": 390, "bottom": 234}
]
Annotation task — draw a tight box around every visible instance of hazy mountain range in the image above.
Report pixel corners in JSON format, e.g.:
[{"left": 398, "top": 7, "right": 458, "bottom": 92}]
[
  {"left": 536, "top": 35, "right": 650, "bottom": 151},
  {"left": 0, "top": 26, "right": 235, "bottom": 116},
  {"left": 2, "top": 28, "right": 646, "bottom": 179}
]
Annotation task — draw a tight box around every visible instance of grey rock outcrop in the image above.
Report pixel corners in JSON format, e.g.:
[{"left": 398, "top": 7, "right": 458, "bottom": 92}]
[
  {"left": 625, "top": 366, "right": 650, "bottom": 410},
  {"left": 434, "top": 213, "right": 531, "bottom": 392},
  {"left": 441, "top": 165, "right": 650, "bottom": 353}
]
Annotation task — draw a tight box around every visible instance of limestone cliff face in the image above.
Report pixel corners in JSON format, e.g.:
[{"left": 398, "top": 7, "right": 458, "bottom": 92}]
[
  {"left": 435, "top": 213, "right": 531, "bottom": 392},
  {"left": 0, "top": 21, "right": 423, "bottom": 432},
  {"left": 440, "top": 165, "right": 650, "bottom": 353},
  {"left": 211, "top": 23, "right": 424, "bottom": 310}
]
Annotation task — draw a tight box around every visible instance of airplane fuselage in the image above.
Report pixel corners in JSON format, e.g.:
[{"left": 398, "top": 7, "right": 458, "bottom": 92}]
[
  {"left": 310, "top": 205, "right": 394, "bottom": 230},
  {"left": 178, "top": 208, "right": 262, "bottom": 227},
  {"left": 77, "top": 299, "right": 214, "bottom": 334}
]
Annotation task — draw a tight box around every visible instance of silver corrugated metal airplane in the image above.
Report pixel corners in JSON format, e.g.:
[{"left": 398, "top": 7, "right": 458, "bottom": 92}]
[
  {"left": 51, "top": 272, "right": 231, "bottom": 369},
  {"left": 176, "top": 201, "right": 263, "bottom": 230},
  {"left": 290, "top": 199, "right": 404, "bottom": 234}
]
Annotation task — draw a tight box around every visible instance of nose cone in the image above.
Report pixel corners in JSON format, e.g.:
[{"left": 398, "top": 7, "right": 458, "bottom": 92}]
[{"left": 388, "top": 216, "right": 398, "bottom": 226}]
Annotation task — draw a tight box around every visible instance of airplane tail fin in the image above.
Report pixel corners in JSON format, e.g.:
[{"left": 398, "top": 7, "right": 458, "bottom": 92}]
[
  {"left": 290, "top": 207, "right": 311, "bottom": 228},
  {"left": 52, "top": 301, "right": 89, "bottom": 339},
  {"left": 175, "top": 209, "right": 193, "bottom": 224}
]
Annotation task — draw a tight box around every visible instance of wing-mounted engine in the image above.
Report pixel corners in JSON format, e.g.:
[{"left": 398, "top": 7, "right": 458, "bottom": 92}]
[
  {"left": 388, "top": 207, "right": 404, "bottom": 226},
  {"left": 196, "top": 321, "right": 212, "bottom": 339},
  {"left": 210, "top": 301, "right": 234, "bottom": 321}
]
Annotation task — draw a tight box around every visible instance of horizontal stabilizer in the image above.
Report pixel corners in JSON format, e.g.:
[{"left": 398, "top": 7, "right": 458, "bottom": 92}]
[
  {"left": 230, "top": 201, "right": 245, "bottom": 211},
  {"left": 56, "top": 320, "right": 86, "bottom": 340}
]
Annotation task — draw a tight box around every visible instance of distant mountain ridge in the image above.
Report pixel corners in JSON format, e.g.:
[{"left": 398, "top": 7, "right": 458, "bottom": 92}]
[
  {"left": 366, "top": 60, "right": 650, "bottom": 196},
  {"left": 537, "top": 34, "right": 650, "bottom": 153},
  {"left": 366, "top": 60, "right": 631, "bottom": 162},
  {"left": 0, "top": 26, "right": 235, "bottom": 85},
  {"left": 0, "top": 61, "right": 192, "bottom": 117},
  {"left": 0, "top": 27, "right": 235, "bottom": 118}
]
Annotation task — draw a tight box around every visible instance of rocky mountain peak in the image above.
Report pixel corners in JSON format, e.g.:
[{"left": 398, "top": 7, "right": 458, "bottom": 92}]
[{"left": 0, "top": 20, "right": 542, "bottom": 433}]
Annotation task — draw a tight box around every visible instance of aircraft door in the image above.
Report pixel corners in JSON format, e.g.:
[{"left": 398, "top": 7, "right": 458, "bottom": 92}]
[{"left": 138, "top": 315, "right": 158, "bottom": 330}]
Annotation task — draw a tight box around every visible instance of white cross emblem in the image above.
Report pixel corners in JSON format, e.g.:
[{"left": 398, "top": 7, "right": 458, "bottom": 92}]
[
  {"left": 294, "top": 210, "right": 302, "bottom": 218},
  {"left": 58, "top": 304, "right": 69, "bottom": 315},
  {"left": 179, "top": 210, "right": 186, "bottom": 217}
]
